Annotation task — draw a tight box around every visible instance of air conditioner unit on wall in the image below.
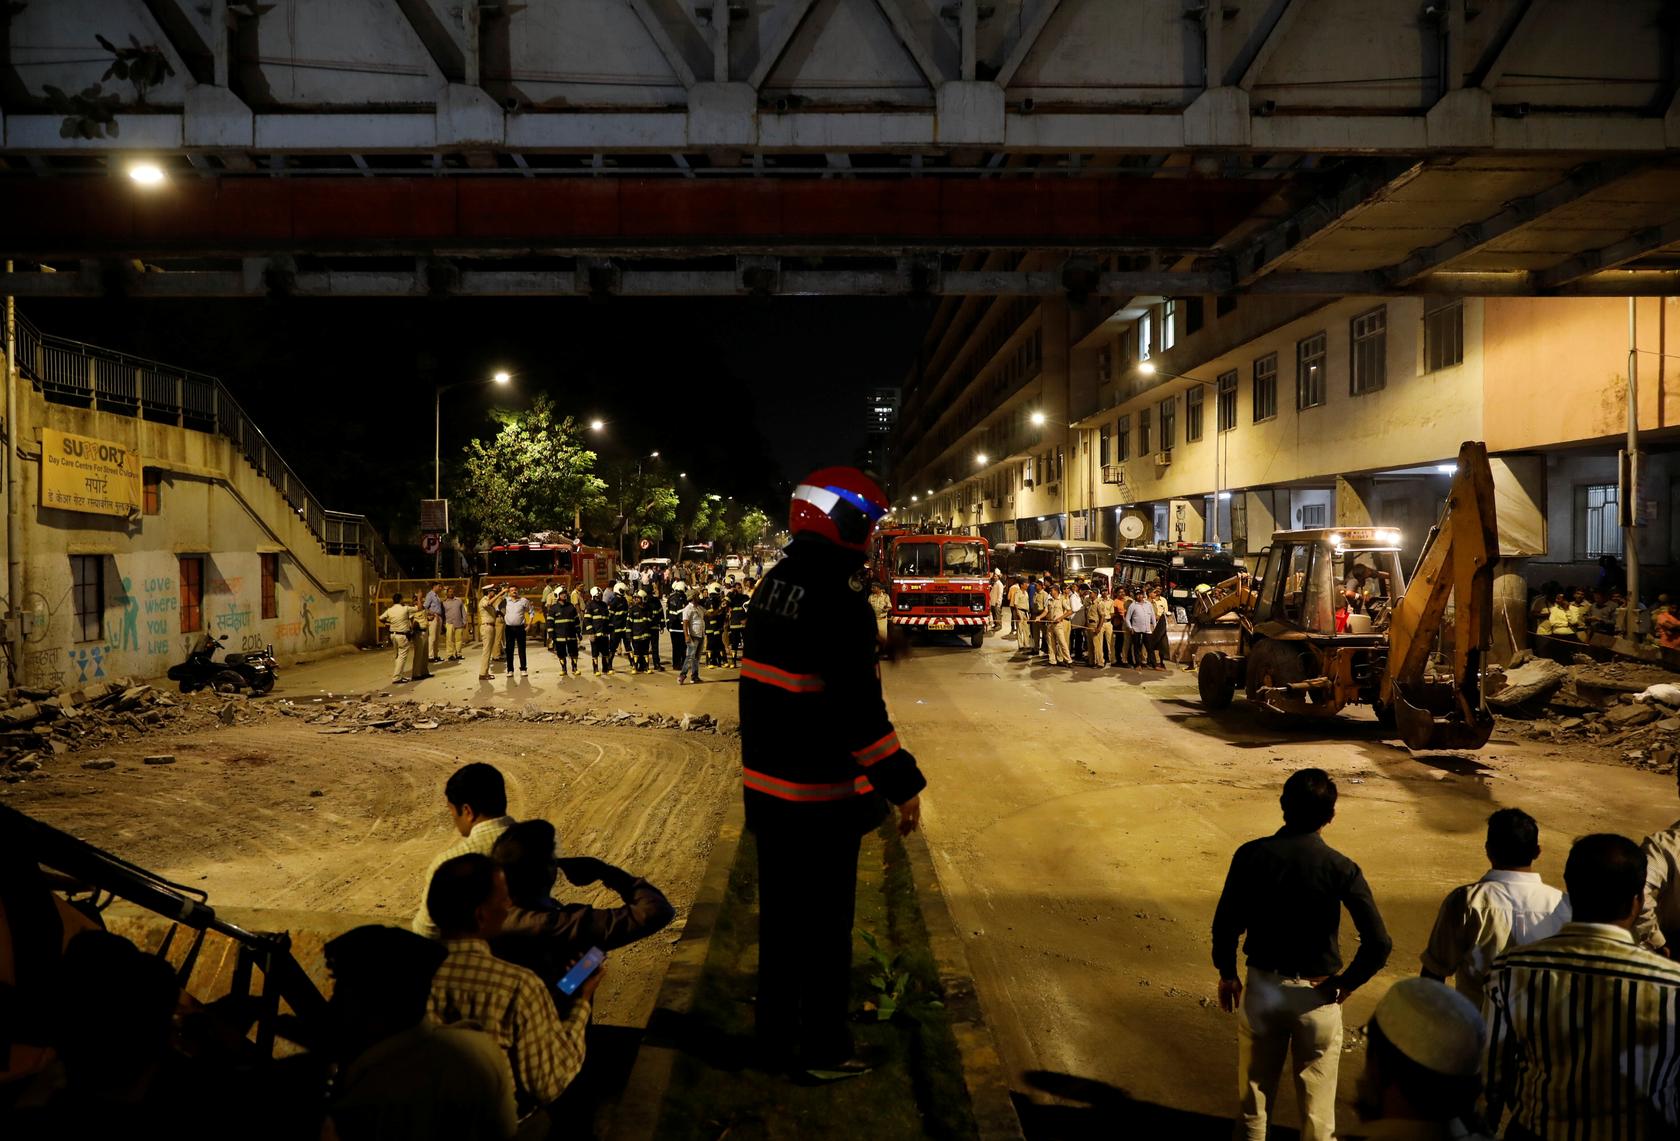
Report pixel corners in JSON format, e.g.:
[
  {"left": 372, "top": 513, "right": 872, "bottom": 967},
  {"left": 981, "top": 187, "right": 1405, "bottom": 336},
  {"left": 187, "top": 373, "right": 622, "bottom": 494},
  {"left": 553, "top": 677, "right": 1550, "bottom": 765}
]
[{"left": 1154, "top": 451, "right": 1172, "bottom": 467}]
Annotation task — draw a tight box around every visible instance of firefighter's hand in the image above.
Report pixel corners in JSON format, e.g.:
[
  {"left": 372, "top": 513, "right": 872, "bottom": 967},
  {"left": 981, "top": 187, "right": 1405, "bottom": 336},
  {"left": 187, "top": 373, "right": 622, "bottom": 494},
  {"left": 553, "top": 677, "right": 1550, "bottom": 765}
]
[{"left": 895, "top": 795, "right": 922, "bottom": 836}]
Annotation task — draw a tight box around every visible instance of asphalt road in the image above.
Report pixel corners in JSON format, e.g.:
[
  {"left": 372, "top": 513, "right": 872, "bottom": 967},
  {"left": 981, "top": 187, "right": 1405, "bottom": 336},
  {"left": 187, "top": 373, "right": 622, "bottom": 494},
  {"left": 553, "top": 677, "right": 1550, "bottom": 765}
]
[{"left": 888, "top": 623, "right": 1678, "bottom": 1138}]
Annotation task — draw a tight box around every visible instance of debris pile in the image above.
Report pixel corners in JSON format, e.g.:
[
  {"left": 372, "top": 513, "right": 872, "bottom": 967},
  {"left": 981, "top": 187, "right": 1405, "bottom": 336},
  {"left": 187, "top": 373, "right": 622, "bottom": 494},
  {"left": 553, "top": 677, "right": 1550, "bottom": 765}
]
[
  {"left": 275, "top": 696, "right": 724, "bottom": 737},
  {"left": 0, "top": 679, "right": 210, "bottom": 781},
  {"left": 1488, "top": 652, "right": 1680, "bottom": 773}
]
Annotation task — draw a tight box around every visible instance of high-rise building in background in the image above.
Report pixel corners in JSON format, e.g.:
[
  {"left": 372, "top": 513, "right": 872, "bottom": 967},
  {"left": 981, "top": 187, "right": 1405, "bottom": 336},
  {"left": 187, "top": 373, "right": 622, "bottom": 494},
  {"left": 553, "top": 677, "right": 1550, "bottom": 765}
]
[{"left": 859, "top": 387, "right": 899, "bottom": 476}]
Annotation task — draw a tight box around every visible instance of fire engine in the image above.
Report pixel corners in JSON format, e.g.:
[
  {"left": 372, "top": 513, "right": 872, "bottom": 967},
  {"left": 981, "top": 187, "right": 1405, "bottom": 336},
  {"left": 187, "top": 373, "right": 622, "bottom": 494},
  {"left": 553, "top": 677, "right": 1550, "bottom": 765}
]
[
  {"left": 477, "top": 533, "right": 617, "bottom": 598},
  {"left": 870, "top": 528, "right": 992, "bottom": 648}
]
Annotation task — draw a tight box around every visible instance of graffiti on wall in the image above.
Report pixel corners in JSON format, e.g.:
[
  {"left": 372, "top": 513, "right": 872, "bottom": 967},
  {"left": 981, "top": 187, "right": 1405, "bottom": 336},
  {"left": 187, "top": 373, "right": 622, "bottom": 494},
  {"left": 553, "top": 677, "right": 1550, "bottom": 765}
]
[
  {"left": 67, "top": 645, "right": 105, "bottom": 683},
  {"left": 141, "top": 576, "right": 177, "bottom": 657},
  {"left": 300, "top": 594, "right": 338, "bottom": 648},
  {"left": 24, "top": 648, "right": 64, "bottom": 688},
  {"left": 105, "top": 576, "right": 141, "bottom": 654},
  {"left": 213, "top": 602, "right": 254, "bottom": 636}
]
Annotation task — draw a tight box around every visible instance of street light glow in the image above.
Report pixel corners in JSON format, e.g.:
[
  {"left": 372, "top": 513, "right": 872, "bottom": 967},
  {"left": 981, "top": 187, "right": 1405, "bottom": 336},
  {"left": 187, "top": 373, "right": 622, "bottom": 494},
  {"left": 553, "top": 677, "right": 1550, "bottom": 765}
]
[
  {"left": 128, "top": 161, "right": 165, "bottom": 186},
  {"left": 1030, "top": 410, "right": 1046, "bottom": 426},
  {"left": 492, "top": 370, "right": 511, "bottom": 385},
  {"left": 589, "top": 419, "right": 605, "bottom": 431},
  {"left": 649, "top": 450, "right": 660, "bottom": 458},
  {"left": 1137, "top": 361, "right": 1158, "bottom": 376},
  {"left": 911, "top": 495, "right": 919, "bottom": 502},
  {"left": 976, "top": 453, "right": 988, "bottom": 466}
]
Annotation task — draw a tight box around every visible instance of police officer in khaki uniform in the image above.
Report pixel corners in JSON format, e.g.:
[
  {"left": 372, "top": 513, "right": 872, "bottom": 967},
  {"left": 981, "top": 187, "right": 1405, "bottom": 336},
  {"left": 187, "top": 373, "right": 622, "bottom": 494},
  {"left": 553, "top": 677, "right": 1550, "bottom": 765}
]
[
  {"left": 381, "top": 593, "right": 420, "bottom": 684},
  {"left": 476, "top": 585, "right": 506, "bottom": 680}
]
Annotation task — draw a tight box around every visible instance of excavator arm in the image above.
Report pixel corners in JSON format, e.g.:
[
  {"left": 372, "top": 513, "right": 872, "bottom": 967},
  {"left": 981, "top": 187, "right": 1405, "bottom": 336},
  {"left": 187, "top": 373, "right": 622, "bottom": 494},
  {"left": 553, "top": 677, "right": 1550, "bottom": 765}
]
[
  {"left": 1380, "top": 440, "right": 1499, "bottom": 750},
  {"left": 1190, "top": 573, "right": 1252, "bottom": 625}
]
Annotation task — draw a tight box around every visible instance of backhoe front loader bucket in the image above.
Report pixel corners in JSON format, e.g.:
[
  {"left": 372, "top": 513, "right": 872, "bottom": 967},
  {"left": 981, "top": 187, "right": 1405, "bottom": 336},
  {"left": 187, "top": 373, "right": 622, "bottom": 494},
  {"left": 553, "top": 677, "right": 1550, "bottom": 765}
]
[{"left": 1391, "top": 680, "right": 1494, "bottom": 751}]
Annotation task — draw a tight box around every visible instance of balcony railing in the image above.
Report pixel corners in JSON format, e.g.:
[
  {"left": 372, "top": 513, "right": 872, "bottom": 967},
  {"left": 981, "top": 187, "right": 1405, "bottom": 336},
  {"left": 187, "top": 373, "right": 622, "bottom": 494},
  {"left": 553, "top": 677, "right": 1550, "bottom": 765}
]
[{"left": 10, "top": 313, "right": 402, "bottom": 579}]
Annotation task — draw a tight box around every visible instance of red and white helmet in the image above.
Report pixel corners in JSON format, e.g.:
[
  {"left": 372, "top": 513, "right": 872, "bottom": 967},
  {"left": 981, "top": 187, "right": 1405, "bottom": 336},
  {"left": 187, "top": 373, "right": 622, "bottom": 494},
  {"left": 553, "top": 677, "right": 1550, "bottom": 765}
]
[{"left": 789, "top": 467, "right": 889, "bottom": 552}]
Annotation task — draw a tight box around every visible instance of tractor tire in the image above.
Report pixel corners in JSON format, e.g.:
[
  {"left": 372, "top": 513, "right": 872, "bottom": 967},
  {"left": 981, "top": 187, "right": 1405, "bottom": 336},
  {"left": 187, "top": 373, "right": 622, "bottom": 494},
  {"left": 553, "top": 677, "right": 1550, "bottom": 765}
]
[
  {"left": 211, "top": 670, "right": 246, "bottom": 694},
  {"left": 969, "top": 625, "right": 985, "bottom": 648},
  {"left": 1198, "top": 652, "right": 1237, "bottom": 710}
]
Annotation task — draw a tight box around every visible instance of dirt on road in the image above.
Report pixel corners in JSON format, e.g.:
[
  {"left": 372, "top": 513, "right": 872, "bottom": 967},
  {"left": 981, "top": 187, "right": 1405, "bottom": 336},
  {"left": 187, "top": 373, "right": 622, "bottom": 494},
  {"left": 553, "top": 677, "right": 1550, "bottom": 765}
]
[{"left": 5, "top": 713, "right": 739, "bottom": 1028}]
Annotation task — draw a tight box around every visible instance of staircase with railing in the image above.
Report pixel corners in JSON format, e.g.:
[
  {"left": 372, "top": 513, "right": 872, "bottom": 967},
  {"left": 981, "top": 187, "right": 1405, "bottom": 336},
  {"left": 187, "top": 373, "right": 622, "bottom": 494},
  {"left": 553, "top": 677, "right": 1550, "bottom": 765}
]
[{"left": 9, "top": 313, "right": 402, "bottom": 580}]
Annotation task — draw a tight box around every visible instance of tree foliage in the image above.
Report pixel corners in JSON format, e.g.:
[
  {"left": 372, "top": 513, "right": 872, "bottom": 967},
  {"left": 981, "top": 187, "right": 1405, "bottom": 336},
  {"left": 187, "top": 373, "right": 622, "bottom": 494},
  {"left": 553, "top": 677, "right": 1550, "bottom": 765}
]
[{"left": 452, "top": 396, "right": 606, "bottom": 549}]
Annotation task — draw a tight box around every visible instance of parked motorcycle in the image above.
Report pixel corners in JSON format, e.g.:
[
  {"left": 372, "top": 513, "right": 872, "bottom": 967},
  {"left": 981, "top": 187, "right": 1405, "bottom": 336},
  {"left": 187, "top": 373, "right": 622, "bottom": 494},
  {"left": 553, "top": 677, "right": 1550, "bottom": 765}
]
[{"left": 166, "top": 634, "right": 278, "bottom": 695}]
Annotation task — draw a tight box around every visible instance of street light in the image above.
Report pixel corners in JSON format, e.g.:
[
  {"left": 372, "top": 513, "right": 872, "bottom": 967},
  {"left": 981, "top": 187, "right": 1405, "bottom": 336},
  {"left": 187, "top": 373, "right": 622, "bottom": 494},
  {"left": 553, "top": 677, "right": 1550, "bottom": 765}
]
[
  {"left": 589, "top": 419, "right": 605, "bottom": 432},
  {"left": 127, "top": 161, "right": 165, "bottom": 187},
  {"left": 976, "top": 453, "right": 988, "bottom": 466},
  {"left": 434, "top": 369, "right": 516, "bottom": 573},
  {"left": 1030, "top": 410, "right": 1047, "bottom": 426}
]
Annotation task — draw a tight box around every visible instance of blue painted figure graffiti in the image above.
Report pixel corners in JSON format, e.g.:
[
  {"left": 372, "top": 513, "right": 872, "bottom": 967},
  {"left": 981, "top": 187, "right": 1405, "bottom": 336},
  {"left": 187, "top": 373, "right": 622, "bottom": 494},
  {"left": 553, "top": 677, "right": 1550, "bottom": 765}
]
[
  {"left": 301, "top": 595, "right": 315, "bottom": 639},
  {"left": 119, "top": 576, "right": 139, "bottom": 651},
  {"left": 67, "top": 646, "right": 105, "bottom": 682}
]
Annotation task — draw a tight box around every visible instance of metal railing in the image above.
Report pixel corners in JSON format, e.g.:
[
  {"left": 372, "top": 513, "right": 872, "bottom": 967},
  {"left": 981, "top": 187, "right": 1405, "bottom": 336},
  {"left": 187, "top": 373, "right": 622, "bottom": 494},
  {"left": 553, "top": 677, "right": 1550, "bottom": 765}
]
[{"left": 11, "top": 313, "right": 402, "bottom": 579}]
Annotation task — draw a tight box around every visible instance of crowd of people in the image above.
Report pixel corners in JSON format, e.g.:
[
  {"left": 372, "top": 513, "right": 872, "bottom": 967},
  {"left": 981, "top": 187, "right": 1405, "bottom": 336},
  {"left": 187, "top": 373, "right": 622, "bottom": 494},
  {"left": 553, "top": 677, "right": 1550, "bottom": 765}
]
[
  {"left": 1213, "top": 766, "right": 1680, "bottom": 1140},
  {"left": 991, "top": 570, "right": 1178, "bottom": 670},
  {"left": 1529, "top": 556, "right": 1680, "bottom": 654},
  {"left": 380, "top": 562, "right": 766, "bottom": 688}
]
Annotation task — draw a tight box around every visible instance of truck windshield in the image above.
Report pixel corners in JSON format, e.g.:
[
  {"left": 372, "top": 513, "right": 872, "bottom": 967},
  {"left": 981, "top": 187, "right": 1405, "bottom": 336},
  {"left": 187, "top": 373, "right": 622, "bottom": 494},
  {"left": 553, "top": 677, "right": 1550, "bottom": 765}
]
[
  {"left": 941, "top": 542, "right": 987, "bottom": 576},
  {"left": 488, "top": 550, "right": 558, "bottom": 575},
  {"left": 894, "top": 543, "right": 942, "bottom": 577}
]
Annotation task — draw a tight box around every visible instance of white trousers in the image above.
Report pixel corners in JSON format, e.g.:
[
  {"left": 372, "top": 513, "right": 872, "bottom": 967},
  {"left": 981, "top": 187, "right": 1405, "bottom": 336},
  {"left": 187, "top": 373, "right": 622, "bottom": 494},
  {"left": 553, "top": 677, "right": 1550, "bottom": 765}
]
[{"left": 1235, "top": 968, "right": 1342, "bottom": 1141}]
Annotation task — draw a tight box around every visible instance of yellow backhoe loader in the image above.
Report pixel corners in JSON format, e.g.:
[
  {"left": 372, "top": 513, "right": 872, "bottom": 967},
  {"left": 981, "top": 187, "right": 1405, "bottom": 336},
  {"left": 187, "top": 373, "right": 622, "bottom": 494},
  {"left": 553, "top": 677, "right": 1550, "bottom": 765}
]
[{"left": 1195, "top": 440, "right": 1498, "bottom": 751}]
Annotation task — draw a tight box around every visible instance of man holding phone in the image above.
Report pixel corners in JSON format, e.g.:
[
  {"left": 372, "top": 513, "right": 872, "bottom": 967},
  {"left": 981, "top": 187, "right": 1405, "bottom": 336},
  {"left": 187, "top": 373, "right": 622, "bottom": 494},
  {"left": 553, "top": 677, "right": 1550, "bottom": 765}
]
[{"left": 739, "top": 468, "right": 927, "bottom": 1083}]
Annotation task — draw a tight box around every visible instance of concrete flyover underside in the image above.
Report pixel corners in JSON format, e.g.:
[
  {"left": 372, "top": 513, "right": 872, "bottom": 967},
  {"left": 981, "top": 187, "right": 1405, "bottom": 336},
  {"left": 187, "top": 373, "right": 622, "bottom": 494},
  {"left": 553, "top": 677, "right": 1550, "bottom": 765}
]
[{"left": 1, "top": 0, "right": 1678, "bottom": 297}]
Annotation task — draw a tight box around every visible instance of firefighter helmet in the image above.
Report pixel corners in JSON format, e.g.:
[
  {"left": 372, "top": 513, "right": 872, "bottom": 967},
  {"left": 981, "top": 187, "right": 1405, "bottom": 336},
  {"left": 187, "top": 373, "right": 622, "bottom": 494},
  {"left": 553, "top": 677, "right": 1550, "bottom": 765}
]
[{"left": 790, "top": 467, "right": 889, "bottom": 551}]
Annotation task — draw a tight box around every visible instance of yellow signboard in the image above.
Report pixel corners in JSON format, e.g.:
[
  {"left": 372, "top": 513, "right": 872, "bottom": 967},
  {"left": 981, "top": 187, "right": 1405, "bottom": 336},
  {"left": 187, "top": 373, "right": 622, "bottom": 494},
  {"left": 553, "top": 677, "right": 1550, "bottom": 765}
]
[{"left": 40, "top": 428, "right": 142, "bottom": 517}]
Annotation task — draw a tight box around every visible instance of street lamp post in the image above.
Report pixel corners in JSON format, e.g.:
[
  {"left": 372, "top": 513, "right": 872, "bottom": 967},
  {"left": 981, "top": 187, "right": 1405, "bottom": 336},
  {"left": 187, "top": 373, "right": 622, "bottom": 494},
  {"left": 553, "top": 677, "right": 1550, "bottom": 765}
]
[{"left": 434, "top": 369, "right": 512, "bottom": 575}]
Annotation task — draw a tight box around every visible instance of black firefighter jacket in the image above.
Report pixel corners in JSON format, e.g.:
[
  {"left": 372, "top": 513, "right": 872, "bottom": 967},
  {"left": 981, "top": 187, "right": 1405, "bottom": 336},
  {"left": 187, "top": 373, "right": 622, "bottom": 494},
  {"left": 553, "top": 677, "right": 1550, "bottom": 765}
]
[{"left": 739, "top": 537, "right": 927, "bottom": 838}]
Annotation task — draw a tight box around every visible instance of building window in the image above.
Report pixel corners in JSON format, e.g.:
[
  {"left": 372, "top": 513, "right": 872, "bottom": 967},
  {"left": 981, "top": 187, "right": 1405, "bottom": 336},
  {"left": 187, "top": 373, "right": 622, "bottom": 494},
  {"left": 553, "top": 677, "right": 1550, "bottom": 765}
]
[
  {"left": 261, "top": 553, "right": 279, "bottom": 620},
  {"left": 1158, "top": 396, "right": 1176, "bottom": 451},
  {"left": 142, "top": 468, "right": 161, "bottom": 515},
  {"left": 179, "top": 555, "right": 204, "bottom": 634},
  {"left": 1300, "top": 502, "right": 1328, "bottom": 527},
  {"left": 1297, "top": 332, "right": 1327, "bottom": 409},
  {"left": 1253, "top": 354, "right": 1278, "bottom": 422},
  {"left": 1117, "top": 415, "right": 1131, "bottom": 462},
  {"left": 1055, "top": 448, "right": 1064, "bottom": 483},
  {"left": 71, "top": 555, "right": 102, "bottom": 643},
  {"left": 1138, "top": 312, "right": 1152, "bottom": 361},
  {"left": 1097, "top": 345, "right": 1113, "bottom": 385},
  {"left": 1162, "top": 300, "right": 1177, "bottom": 351},
  {"left": 1138, "top": 408, "right": 1151, "bottom": 455},
  {"left": 1424, "top": 298, "right": 1464, "bottom": 372},
  {"left": 1185, "top": 385, "right": 1204, "bottom": 443},
  {"left": 1185, "top": 297, "right": 1205, "bottom": 336},
  {"left": 1118, "top": 328, "right": 1135, "bottom": 371},
  {"left": 1577, "top": 484, "right": 1622, "bottom": 560},
  {"left": 1099, "top": 424, "right": 1111, "bottom": 467},
  {"left": 1350, "top": 306, "right": 1387, "bottom": 395},
  {"left": 1217, "top": 370, "right": 1238, "bottom": 432}
]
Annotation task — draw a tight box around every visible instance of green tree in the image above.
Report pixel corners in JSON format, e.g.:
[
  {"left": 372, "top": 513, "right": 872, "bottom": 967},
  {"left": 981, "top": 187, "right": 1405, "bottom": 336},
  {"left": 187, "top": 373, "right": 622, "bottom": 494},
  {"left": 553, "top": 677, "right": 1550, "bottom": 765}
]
[
  {"left": 732, "top": 506, "right": 771, "bottom": 552},
  {"left": 588, "top": 459, "right": 680, "bottom": 560},
  {"left": 452, "top": 396, "right": 606, "bottom": 550}
]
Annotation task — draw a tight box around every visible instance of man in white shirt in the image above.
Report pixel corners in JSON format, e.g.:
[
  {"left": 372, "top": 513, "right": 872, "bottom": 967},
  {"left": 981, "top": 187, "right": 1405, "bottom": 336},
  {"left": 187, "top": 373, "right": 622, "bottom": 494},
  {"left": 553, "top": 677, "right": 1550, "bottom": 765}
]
[
  {"left": 413, "top": 763, "right": 517, "bottom": 939},
  {"left": 502, "top": 590, "right": 531, "bottom": 676},
  {"left": 1635, "top": 767, "right": 1680, "bottom": 955},
  {"left": 1420, "top": 807, "right": 1570, "bottom": 1010}
]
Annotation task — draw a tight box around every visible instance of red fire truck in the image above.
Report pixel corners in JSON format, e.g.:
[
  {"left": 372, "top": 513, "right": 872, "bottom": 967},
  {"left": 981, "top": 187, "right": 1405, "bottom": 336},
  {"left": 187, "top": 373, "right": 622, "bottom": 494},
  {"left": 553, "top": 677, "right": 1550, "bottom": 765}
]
[
  {"left": 478, "top": 533, "right": 617, "bottom": 599},
  {"left": 870, "top": 529, "right": 992, "bottom": 648}
]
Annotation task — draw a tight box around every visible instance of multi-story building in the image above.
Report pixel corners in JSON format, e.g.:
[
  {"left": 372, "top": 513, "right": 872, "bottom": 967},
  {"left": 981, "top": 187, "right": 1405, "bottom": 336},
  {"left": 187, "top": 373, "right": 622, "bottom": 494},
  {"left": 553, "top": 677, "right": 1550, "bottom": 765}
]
[
  {"left": 859, "top": 387, "right": 900, "bottom": 474},
  {"left": 893, "top": 287, "right": 1679, "bottom": 604}
]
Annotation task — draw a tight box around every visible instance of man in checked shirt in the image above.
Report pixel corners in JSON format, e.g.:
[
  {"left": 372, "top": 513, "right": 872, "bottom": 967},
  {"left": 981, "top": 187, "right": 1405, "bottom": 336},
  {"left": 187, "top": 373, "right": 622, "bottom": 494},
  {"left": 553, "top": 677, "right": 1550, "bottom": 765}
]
[{"left": 426, "top": 854, "right": 599, "bottom": 1116}]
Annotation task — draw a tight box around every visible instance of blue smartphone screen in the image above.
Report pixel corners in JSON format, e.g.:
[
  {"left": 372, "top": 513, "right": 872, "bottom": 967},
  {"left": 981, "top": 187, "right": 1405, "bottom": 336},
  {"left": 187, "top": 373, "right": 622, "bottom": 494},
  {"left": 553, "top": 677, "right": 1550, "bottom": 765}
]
[{"left": 557, "top": 947, "right": 605, "bottom": 995}]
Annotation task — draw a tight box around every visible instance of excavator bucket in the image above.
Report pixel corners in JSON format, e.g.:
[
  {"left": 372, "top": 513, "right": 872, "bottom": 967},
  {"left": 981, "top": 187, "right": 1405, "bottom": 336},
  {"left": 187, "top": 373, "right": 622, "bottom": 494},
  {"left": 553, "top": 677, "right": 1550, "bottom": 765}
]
[{"left": 1391, "top": 681, "right": 1495, "bottom": 751}]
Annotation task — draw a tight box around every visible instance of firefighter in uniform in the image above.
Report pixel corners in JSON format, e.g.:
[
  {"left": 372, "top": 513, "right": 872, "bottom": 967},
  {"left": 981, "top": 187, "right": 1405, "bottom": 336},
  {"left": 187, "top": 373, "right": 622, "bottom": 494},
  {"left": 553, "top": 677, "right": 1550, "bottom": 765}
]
[
  {"left": 666, "top": 581, "right": 690, "bottom": 676},
  {"left": 609, "top": 585, "right": 631, "bottom": 668},
  {"left": 739, "top": 467, "right": 926, "bottom": 1080},
  {"left": 704, "top": 588, "right": 727, "bottom": 668},
  {"left": 587, "top": 587, "right": 614, "bottom": 675},
  {"left": 629, "top": 591, "right": 653, "bottom": 674},
  {"left": 551, "top": 592, "right": 581, "bottom": 676},
  {"left": 726, "top": 581, "right": 749, "bottom": 667}
]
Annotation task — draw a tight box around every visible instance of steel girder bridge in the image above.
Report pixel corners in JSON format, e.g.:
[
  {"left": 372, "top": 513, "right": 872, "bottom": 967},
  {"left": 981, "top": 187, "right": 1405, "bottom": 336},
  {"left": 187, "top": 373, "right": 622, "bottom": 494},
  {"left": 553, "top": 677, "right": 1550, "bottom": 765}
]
[{"left": 0, "top": 0, "right": 1678, "bottom": 299}]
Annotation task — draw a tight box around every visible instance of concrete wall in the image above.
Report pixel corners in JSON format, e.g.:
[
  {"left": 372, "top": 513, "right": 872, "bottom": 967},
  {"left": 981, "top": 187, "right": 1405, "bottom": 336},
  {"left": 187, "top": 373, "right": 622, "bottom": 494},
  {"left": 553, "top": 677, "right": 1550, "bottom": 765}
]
[
  {"left": 14, "top": 390, "right": 373, "bottom": 691},
  {"left": 1482, "top": 296, "right": 1679, "bottom": 451}
]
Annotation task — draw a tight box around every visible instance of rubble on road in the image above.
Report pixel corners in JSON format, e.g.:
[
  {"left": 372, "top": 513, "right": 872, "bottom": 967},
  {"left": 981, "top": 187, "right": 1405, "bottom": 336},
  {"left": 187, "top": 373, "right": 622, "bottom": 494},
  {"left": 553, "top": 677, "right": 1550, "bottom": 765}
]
[
  {"left": 0, "top": 674, "right": 731, "bottom": 783},
  {"left": 1488, "top": 654, "right": 1680, "bottom": 775}
]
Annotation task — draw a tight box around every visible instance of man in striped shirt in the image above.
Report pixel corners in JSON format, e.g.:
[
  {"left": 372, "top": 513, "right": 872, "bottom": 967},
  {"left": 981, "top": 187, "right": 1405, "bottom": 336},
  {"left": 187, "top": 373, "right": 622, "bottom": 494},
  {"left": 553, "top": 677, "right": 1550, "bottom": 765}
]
[{"left": 1484, "top": 833, "right": 1680, "bottom": 1141}]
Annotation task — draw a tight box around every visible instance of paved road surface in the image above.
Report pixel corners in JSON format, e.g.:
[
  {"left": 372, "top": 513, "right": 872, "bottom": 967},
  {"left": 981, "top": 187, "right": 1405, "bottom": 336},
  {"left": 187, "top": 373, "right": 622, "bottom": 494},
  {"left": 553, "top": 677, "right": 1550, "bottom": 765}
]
[{"left": 889, "top": 625, "right": 1676, "bottom": 1136}]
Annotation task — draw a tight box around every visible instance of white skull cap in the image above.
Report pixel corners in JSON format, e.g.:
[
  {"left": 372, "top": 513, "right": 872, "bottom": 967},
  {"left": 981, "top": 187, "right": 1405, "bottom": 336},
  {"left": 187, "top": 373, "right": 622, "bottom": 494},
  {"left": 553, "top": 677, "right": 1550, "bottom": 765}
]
[
  {"left": 1369, "top": 977, "right": 1485, "bottom": 1078},
  {"left": 590, "top": 587, "right": 601, "bottom": 598},
  {"left": 673, "top": 581, "right": 687, "bottom": 591}
]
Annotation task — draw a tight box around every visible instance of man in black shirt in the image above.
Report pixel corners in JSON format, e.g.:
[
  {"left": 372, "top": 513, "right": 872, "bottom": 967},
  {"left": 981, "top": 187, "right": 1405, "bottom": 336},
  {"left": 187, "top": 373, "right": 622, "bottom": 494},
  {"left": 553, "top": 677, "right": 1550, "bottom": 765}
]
[{"left": 1211, "top": 768, "right": 1392, "bottom": 1141}]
